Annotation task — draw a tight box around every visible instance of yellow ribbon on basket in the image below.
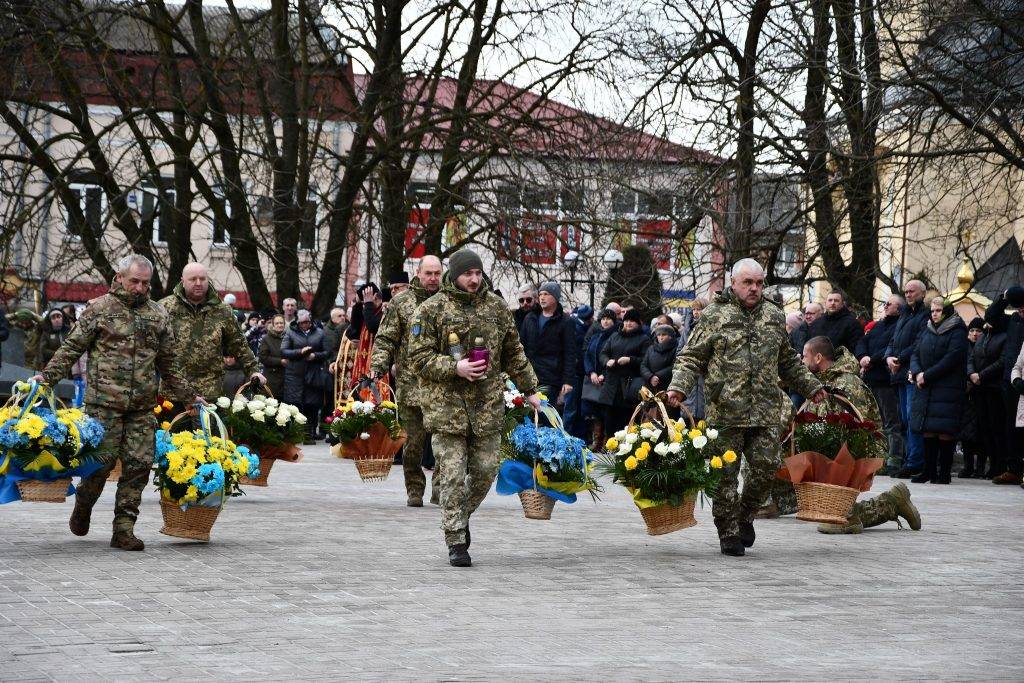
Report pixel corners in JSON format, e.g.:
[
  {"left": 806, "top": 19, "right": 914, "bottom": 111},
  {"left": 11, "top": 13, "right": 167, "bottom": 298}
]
[
  {"left": 626, "top": 486, "right": 661, "bottom": 510},
  {"left": 22, "top": 450, "right": 65, "bottom": 473},
  {"left": 533, "top": 464, "right": 592, "bottom": 496}
]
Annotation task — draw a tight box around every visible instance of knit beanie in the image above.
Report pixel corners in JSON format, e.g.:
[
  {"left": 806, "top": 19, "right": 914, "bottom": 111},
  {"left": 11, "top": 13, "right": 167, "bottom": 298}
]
[
  {"left": 539, "top": 281, "right": 562, "bottom": 302},
  {"left": 1007, "top": 285, "right": 1024, "bottom": 308},
  {"left": 967, "top": 316, "right": 985, "bottom": 331},
  {"left": 448, "top": 249, "right": 484, "bottom": 281},
  {"left": 623, "top": 309, "right": 643, "bottom": 324}
]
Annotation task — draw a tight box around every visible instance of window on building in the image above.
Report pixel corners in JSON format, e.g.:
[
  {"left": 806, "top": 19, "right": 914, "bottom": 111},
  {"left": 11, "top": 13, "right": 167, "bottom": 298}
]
[
  {"left": 65, "top": 182, "right": 105, "bottom": 241},
  {"left": 405, "top": 182, "right": 435, "bottom": 258},
  {"left": 212, "top": 186, "right": 231, "bottom": 246},
  {"left": 300, "top": 195, "right": 318, "bottom": 251},
  {"left": 141, "top": 178, "right": 176, "bottom": 245}
]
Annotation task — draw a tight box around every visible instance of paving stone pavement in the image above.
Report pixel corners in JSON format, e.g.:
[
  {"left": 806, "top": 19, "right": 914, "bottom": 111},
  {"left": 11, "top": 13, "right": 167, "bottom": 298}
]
[{"left": 2, "top": 444, "right": 1023, "bottom": 681}]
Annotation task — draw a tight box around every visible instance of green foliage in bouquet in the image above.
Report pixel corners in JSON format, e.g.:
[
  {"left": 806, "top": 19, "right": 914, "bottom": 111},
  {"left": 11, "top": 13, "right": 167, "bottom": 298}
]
[
  {"left": 324, "top": 397, "right": 402, "bottom": 444},
  {"left": 217, "top": 396, "right": 307, "bottom": 446},
  {"left": 792, "top": 411, "right": 885, "bottom": 460}
]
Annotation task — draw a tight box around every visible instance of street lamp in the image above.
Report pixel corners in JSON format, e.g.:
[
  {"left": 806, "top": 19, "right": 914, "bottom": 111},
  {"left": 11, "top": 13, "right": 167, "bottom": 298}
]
[
  {"left": 602, "top": 249, "right": 624, "bottom": 269},
  {"left": 561, "top": 249, "right": 596, "bottom": 309}
]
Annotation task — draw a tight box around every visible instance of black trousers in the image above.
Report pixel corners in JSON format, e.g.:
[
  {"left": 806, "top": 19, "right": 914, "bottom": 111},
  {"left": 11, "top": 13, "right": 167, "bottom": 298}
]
[{"left": 1002, "top": 384, "right": 1024, "bottom": 476}]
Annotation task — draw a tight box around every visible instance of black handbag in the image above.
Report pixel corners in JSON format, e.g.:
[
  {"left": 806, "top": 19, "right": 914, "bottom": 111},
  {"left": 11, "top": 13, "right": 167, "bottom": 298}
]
[
  {"left": 304, "top": 362, "right": 331, "bottom": 391},
  {"left": 581, "top": 377, "right": 603, "bottom": 403}
]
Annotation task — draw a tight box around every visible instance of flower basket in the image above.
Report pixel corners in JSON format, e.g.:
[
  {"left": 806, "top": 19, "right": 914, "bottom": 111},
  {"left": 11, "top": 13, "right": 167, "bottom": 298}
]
[
  {"left": 0, "top": 381, "right": 105, "bottom": 504},
  {"left": 218, "top": 381, "right": 306, "bottom": 489},
  {"left": 496, "top": 388, "right": 598, "bottom": 515},
  {"left": 778, "top": 394, "right": 884, "bottom": 523},
  {"left": 639, "top": 497, "right": 697, "bottom": 535},
  {"left": 597, "top": 388, "right": 726, "bottom": 535},
  {"left": 327, "top": 380, "right": 405, "bottom": 482},
  {"left": 793, "top": 482, "right": 860, "bottom": 524},
  {"left": 159, "top": 499, "right": 222, "bottom": 541},
  {"left": 518, "top": 490, "right": 556, "bottom": 519},
  {"left": 16, "top": 478, "right": 72, "bottom": 503}
]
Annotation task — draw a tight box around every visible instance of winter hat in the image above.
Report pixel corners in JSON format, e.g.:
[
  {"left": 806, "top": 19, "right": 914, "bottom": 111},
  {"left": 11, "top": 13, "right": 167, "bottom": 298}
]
[
  {"left": 1006, "top": 285, "right": 1024, "bottom": 308},
  {"left": 539, "top": 281, "right": 562, "bottom": 302},
  {"left": 448, "top": 249, "right": 484, "bottom": 281},
  {"left": 598, "top": 308, "right": 617, "bottom": 322},
  {"left": 575, "top": 304, "right": 594, "bottom": 321},
  {"left": 653, "top": 323, "right": 678, "bottom": 337},
  {"left": 967, "top": 316, "right": 986, "bottom": 331},
  {"left": 623, "top": 309, "right": 643, "bottom": 324},
  {"left": 388, "top": 271, "right": 410, "bottom": 285}
]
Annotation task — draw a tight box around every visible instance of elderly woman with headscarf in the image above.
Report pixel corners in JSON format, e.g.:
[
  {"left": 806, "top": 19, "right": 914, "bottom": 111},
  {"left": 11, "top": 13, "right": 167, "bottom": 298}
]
[
  {"left": 282, "top": 309, "right": 331, "bottom": 444},
  {"left": 909, "top": 297, "right": 969, "bottom": 484}
]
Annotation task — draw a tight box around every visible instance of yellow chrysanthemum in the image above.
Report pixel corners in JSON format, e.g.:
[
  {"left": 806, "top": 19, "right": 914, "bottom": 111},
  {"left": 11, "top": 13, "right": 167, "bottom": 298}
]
[
  {"left": 687, "top": 428, "right": 702, "bottom": 440},
  {"left": 380, "top": 400, "right": 397, "bottom": 410},
  {"left": 723, "top": 450, "right": 737, "bottom": 464},
  {"left": 15, "top": 414, "right": 46, "bottom": 439},
  {"left": 605, "top": 437, "right": 619, "bottom": 451},
  {"left": 624, "top": 455, "right": 638, "bottom": 470},
  {"left": 710, "top": 456, "right": 723, "bottom": 469}
]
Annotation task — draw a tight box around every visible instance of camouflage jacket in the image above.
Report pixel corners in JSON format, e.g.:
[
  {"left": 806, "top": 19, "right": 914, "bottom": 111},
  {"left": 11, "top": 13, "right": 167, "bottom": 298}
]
[
  {"left": 158, "top": 283, "right": 257, "bottom": 399},
  {"left": 668, "top": 289, "right": 823, "bottom": 428},
  {"left": 810, "top": 347, "right": 881, "bottom": 424},
  {"left": 407, "top": 274, "right": 538, "bottom": 435},
  {"left": 370, "top": 278, "right": 434, "bottom": 406},
  {"left": 42, "top": 283, "right": 194, "bottom": 411}
]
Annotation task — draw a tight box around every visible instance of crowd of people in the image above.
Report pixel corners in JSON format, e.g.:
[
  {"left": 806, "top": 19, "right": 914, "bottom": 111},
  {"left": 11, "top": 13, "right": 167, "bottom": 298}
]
[{"left": 6, "top": 249, "right": 1024, "bottom": 563}]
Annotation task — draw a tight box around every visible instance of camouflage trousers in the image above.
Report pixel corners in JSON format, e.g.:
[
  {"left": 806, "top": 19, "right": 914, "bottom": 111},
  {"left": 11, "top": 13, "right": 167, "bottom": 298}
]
[
  {"left": 848, "top": 492, "right": 898, "bottom": 528},
  {"left": 401, "top": 404, "right": 438, "bottom": 501},
  {"left": 433, "top": 429, "right": 501, "bottom": 546},
  {"left": 74, "top": 406, "right": 156, "bottom": 533},
  {"left": 713, "top": 426, "right": 782, "bottom": 538},
  {"left": 743, "top": 460, "right": 798, "bottom": 515}
]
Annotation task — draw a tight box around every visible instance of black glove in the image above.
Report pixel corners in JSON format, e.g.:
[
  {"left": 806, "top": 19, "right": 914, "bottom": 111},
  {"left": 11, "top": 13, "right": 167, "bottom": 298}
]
[{"left": 1013, "top": 377, "right": 1024, "bottom": 395}]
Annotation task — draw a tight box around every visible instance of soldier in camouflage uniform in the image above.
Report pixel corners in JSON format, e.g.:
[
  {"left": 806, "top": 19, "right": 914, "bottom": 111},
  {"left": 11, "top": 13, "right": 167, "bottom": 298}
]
[
  {"left": 370, "top": 255, "right": 443, "bottom": 507},
  {"left": 34, "top": 255, "right": 198, "bottom": 550},
  {"left": 668, "top": 258, "right": 825, "bottom": 556},
  {"left": 158, "top": 262, "right": 263, "bottom": 400},
  {"left": 799, "top": 336, "right": 922, "bottom": 534},
  {"left": 407, "top": 249, "right": 540, "bottom": 567}
]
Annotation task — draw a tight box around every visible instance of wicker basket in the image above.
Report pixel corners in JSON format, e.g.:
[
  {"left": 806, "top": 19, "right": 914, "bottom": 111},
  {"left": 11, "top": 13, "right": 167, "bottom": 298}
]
[
  {"left": 639, "top": 497, "right": 698, "bottom": 535},
  {"left": 793, "top": 482, "right": 859, "bottom": 524},
  {"left": 353, "top": 458, "right": 393, "bottom": 481},
  {"left": 340, "top": 422, "right": 406, "bottom": 482},
  {"left": 16, "top": 478, "right": 71, "bottom": 503},
  {"left": 159, "top": 500, "right": 222, "bottom": 542},
  {"left": 518, "top": 490, "right": 556, "bottom": 520},
  {"left": 107, "top": 460, "right": 121, "bottom": 482},
  {"left": 239, "top": 458, "right": 276, "bottom": 487}
]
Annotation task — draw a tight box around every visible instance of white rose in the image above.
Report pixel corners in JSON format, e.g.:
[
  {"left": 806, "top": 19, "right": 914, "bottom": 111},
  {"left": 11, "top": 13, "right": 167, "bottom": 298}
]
[
  {"left": 668, "top": 442, "right": 682, "bottom": 454},
  {"left": 248, "top": 400, "right": 265, "bottom": 412},
  {"left": 359, "top": 432, "right": 370, "bottom": 440},
  {"left": 639, "top": 428, "right": 652, "bottom": 440},
  {"left": 692, "top": 435, "right": 708, "bottom": 449},
  {"left": 231, "top": 399, "right": 246, "bottom": 413},
  {"left": 264, "top": 407, "right": 277, "bottom": 416},
  {"left": 289, "top": 405, "right": 301, "bottom": 416},
  {"left": 295, "top": 414, "right": 307, "bottom": 425},
  {"left": 651, "top": 430, "right": 662, "bottom": 441},
  {"left": 654, "top": 442, "right": 670, "bottom": 456},
  {"left": 265, "top": 398, "right": 279, "bottom": 407},
  {"left": 706, "top": 428, "right": 719, "bottom": 440},
  {"left": 252, "top": 411, "right": 265, "bottom": 423},
  {"left": 624, "top": 433, "right": 638, "bottom": 444},
  {"left": 614, "top": 430, "right": 628, "bottom": 440},
  {"left": 216, "top": 397, "right": 231, "bottom": 409},
  {"left": 275, "top": 413, "right": 289, "bottom": 426},
  {"left": 616, "top": 444, "right": 632, "bottom": 456}
]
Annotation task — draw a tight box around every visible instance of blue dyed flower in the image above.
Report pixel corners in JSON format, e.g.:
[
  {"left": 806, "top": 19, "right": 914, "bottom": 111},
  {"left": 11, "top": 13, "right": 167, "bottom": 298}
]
[{"left": 193, "top": 462, "right": 225, "bottom": 495}]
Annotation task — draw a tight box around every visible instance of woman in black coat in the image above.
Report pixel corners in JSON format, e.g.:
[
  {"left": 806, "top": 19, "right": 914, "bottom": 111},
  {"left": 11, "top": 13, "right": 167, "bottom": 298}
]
[
  {"left": 281, "top": 311, "right": 331, "bottom": 443},
  {"left": 910, "top": 298, "right": 969, "bottom": 484},
  {"left": 967, "top": 320, "right": 1007, "bottom": 478},
  {"left": 598, "top": 309, "right": 651, "bottom": 435},
  {"left": 582, "top": 310, "right": 619, "bottom": 449},
  {"left": 258, "top": 314, "right": 288, "bottom": 399},
  {"left": 642, "top": 323, "right": 680, "bottom": 419}
]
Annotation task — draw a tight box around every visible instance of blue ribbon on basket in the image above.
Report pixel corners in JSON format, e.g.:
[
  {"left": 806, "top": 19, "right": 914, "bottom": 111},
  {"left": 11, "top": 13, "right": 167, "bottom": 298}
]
[
  {"left": 0, "top": 460, "right": 103, "bottom": 504},
  {"left": 495, "top": 460, "right": 578, "bottom": 504}
]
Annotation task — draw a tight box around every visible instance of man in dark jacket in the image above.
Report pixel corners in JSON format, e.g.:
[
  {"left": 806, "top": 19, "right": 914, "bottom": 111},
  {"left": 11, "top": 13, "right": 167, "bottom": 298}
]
[
  {"left": 884, "top": 280, "right": 929, "bottom": 478},
  {"left": 855, "top": 295, "right": 903, "bottom": 475},
  {"left": 562, "top": 305, "right": 593, "bottom": 439},
  {"left": 789, "top": 302, "right": 821, "bottom": 356},
  {"left": 985, "top": 285, "right": 1024, "bottom": 484},
  {"left": 519, "top": 282, "right": 576, "bottom": 408},
  {"left": 809, "top": 291, "right": 863, "bottom": 353},
  {"left": 513, "top": 285, "right": 536, "bottom": 333}
]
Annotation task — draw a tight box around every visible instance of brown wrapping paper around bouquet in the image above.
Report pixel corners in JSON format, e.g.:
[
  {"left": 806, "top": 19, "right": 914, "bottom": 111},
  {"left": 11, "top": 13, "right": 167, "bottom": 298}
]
[{"left": 775, "top": 443, "right": 883, "bottom": 492}]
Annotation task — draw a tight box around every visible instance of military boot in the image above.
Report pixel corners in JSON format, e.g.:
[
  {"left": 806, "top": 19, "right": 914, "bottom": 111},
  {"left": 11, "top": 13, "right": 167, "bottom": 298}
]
[
  {"left": 887, "top": 483, "right": 922, "bottom": 530},
  {"left": 110, "top": 529, "right": 145, "bottom": 551},
  {"left": 738, "top": 521, "right": 756, "bottom": 548},
  {"left": 448, "top": 543, "right": 471, "bottom": 567},
  {"left": 69, "top": 498, "right": 93, "bottom": 536},
  {"left": 817, "top": 512, "right": 864, "bottom": 534},
  {"left": 720, "top": 537, "right": 745, "bottom": 556},
  {"left": 407, "top": 495, "right": 424, "bottom": 507}
]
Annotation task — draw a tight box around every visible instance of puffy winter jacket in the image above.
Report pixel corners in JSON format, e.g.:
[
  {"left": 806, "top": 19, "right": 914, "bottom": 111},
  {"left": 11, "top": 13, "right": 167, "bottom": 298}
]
[
  {"left": 597, "top": 327, "right": 650, "bottom": 406},
  {"left": 640, "top": 336, "right": 677, "bottom": 391},
  {"left": 967, "top": 328, "right": 1006, "bottom": 388},
  {"left": 910, "top": 314, "right": 969, "bottom": 436},
  {"left": 885, "top": 300, "right": 930, "bottom": 385},
  {"left": 519, "top": 304, "right": 577, "bottom": 389},
  {"left": 853, "top": 313, "right": 899, "bottom": 387}
]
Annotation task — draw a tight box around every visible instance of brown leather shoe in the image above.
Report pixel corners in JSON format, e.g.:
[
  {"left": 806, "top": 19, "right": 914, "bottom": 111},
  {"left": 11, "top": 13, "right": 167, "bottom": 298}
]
[
  {"left": 992, "top": 472, "right": 1022, "bottom": 485},
  {"left": 69, "top": 499, "right": 92, "bottom": 536},
  {"left": 110, "top": 530, "right": 145, "bottom": 551}
]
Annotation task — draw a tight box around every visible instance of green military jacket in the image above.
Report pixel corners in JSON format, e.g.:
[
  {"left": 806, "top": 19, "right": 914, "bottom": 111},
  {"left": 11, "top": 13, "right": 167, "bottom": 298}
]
[
  {"left": 811, "top": 347, "right": 882, "bottom": 425},
  {"left": 158, "top": 283, "right": 257, "bottom": 399},
  {"left": 407, "top": 274, "right": 538, "bottom": 436},
  {"left": 42, "top": 283, "right": 194, "bottom": 411},
  {"left": 668, "top": 289, "right": 823, "bottom": 428},
  {"left": 370, "top": 278, "right": 433, "bottom": 406}
]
